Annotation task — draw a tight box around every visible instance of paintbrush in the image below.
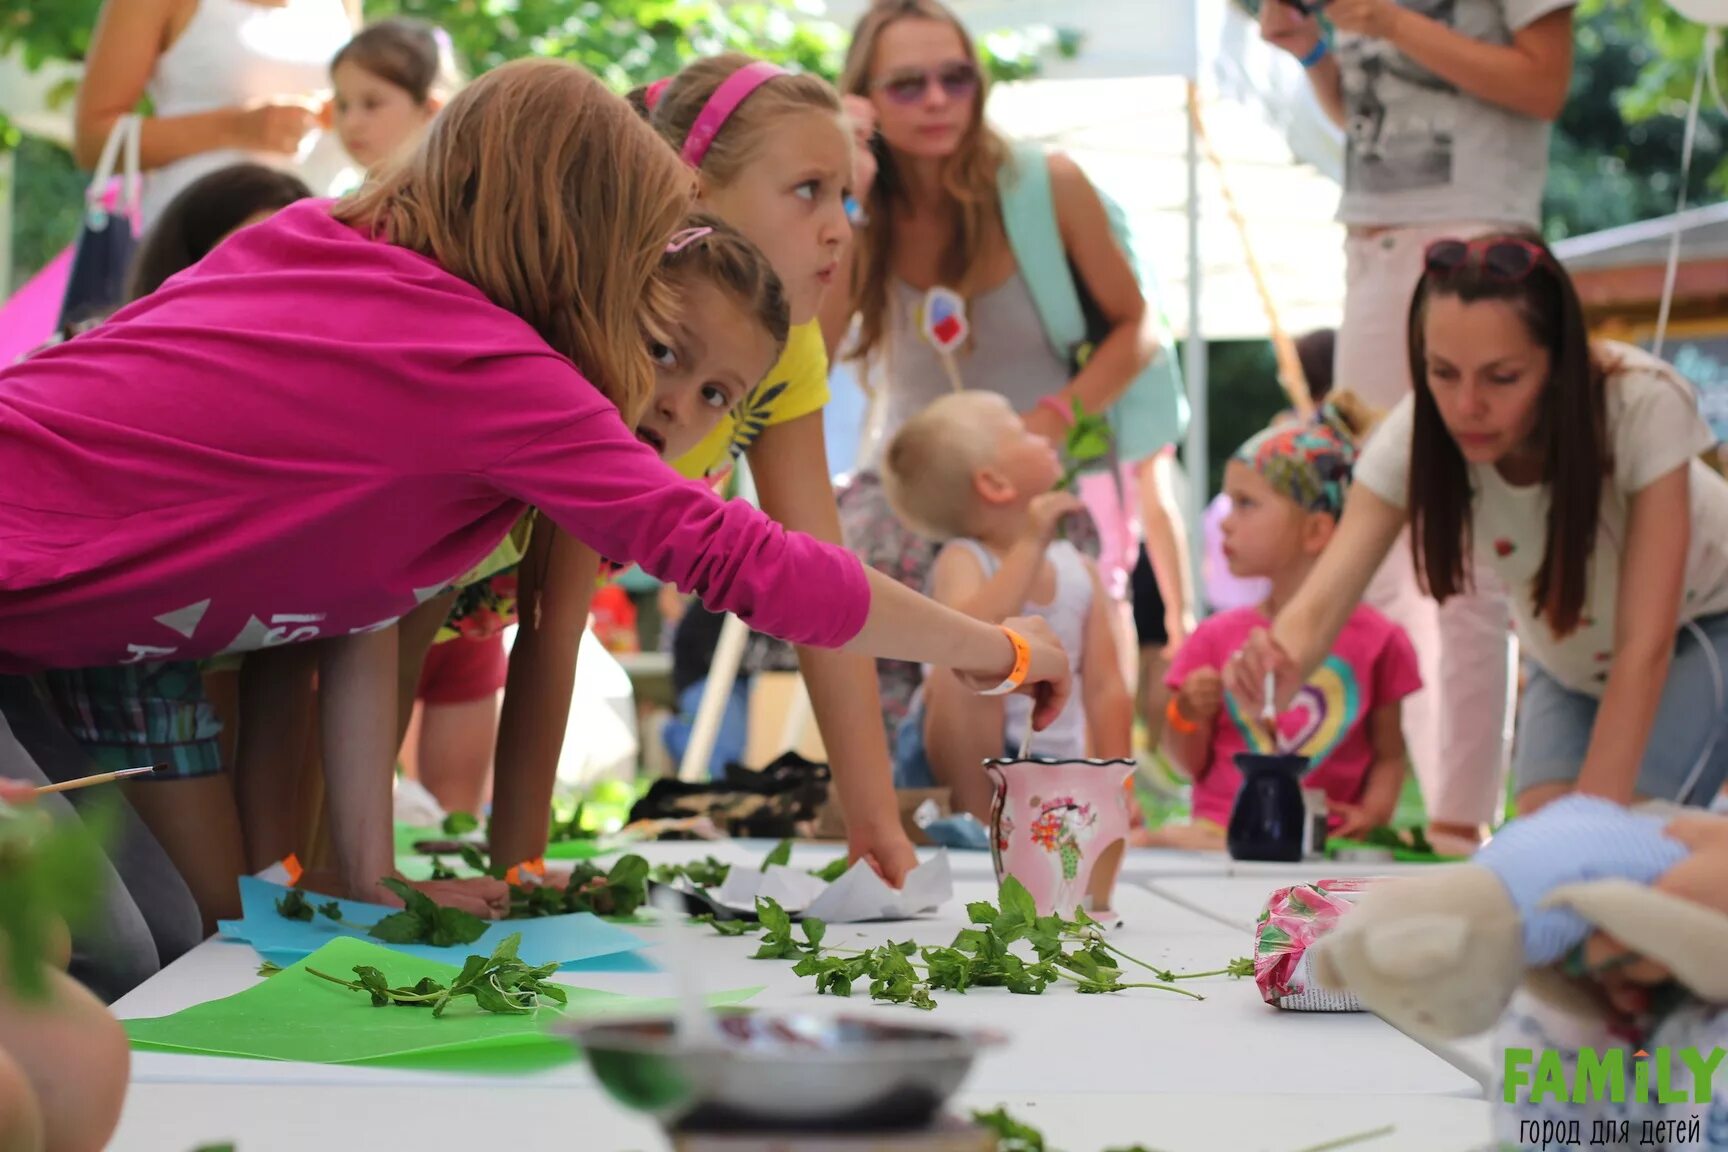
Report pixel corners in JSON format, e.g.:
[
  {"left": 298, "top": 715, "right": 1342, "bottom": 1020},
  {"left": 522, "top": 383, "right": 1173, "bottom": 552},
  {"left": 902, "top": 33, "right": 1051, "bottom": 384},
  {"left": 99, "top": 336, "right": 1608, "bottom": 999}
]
[{"left": 34, "top": 764, "right": 167, "bottom": 796}]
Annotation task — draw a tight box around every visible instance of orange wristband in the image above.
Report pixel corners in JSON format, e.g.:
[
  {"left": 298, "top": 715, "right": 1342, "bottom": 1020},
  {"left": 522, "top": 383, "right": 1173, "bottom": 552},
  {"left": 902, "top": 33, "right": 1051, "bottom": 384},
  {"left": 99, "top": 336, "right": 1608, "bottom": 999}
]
[
  {"left": 505, "top": 857, "right": 547, "bottom": 886},
  {"left": 1165, "top": 695, "right": 1199, "bottom": 735},
  {"left": 978, "top": 627, "right": 1033, "bottom": 696}
]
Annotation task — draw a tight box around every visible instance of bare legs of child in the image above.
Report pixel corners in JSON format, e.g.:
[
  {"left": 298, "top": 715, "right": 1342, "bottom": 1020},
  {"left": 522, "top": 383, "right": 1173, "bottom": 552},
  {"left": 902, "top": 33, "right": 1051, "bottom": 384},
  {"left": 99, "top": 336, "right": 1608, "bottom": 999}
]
[{"left": 919, "top": 669, "right": 1007, "bottom": 823}]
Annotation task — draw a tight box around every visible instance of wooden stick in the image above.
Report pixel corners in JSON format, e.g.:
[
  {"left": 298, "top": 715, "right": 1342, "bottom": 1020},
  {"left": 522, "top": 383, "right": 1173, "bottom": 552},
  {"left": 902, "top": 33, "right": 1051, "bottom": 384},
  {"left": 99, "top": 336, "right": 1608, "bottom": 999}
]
[
  {"left": 33, "top": 764, "right": 164, "bottom": 795},
  {"left": 938, "top": 351, "right": 965, "bottom": 394}
]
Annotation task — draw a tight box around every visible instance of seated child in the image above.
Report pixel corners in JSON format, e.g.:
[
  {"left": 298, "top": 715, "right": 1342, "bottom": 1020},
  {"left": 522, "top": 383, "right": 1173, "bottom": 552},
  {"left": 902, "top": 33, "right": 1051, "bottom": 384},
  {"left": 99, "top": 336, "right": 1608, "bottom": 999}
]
[
  {"left": 1155, "top": 396, "right": 1419, "bottom": 849},
  {"left": 882, "top": 391, "right": 1135, "bottom": 821}
]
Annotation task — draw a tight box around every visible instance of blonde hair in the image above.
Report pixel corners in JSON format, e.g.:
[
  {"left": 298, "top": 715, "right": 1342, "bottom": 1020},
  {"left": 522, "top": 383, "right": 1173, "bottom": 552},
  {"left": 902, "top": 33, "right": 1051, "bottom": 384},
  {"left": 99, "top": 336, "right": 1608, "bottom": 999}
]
[
  {"left": 662, "top": 211, "right": 791, "bottom": 358},
  {"left": 840, "top": 0, "right": 1012, "bottom": 367},
  {"left": 882, "top": 391, "right": 1008, "bottom": 540},
  {"left": 333, "top": 59, "right": 693, "bottom": 423},
  {"left": 634, "top": 53, "right": 843, "bottom": 188}
]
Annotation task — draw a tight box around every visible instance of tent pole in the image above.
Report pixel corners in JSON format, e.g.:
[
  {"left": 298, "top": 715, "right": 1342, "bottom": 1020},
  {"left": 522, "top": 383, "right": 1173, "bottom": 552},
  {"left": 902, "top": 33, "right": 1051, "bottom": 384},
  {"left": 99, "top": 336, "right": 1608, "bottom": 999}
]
[{"left": 1183, "top": 78, "right": 1208, "bottom": 605}]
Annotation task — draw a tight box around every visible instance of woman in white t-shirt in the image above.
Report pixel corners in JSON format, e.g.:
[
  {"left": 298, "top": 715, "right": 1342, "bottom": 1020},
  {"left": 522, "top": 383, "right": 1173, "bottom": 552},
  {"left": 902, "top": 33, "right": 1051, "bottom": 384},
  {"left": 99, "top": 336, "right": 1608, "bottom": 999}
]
[{"left": 1227, "top": 235, "right": 1728, "bottom": 816}]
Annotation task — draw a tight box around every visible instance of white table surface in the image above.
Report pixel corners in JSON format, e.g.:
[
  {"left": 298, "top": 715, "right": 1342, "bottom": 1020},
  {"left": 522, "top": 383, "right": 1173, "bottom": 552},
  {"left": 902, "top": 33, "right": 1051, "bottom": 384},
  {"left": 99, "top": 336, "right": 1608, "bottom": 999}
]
[
  {"left": 111, "top": 880, "right": 1479, "bottom": 1100},
  {"left": 110, "top": 1084, "right": 1498, "bottom": 1152},
  {"left": 717, "top": 837, "right": 1232, "bottom": 882}
]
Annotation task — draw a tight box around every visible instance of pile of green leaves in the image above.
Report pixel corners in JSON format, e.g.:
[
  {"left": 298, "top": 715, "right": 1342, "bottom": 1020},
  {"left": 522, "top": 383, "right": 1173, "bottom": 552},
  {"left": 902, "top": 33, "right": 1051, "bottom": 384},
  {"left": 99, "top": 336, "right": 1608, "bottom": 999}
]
[
  {"left": 508, "top": 854, "right": 651, "bottom": 919},
  {"left": 701, "top": 877, "right": 1252, "bottom": 1011},
  {"left": 441, "top": 811, "right": 480, "bottom": 837},
  {"left": 275, "top": 879, "right": 487, "bottom": 948},
  {"left": 649, "top": 856, "right": 733, "bottom": 889},
  {"left": 0, "top": 798, "right": 110, "bottom": 999},
  {"left": 306, "top": 932, "right": 565, "bottom": 1017}
]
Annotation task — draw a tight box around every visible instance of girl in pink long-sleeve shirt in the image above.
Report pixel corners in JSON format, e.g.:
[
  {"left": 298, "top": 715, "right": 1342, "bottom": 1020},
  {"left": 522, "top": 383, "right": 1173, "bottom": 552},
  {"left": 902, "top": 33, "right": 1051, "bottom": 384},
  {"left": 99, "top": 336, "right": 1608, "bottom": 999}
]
[{"left": 0, "top": 59, "right": 1071, "bottom": 909}]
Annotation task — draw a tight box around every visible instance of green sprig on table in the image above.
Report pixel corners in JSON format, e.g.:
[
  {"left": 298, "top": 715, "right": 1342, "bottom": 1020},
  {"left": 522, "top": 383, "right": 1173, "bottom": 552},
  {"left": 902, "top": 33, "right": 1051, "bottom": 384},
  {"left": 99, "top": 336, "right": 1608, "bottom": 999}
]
[
  {"left": 274, "top": 879, "right": 488, "bottom": 948},
  {"left": 974, "top": 1107, "right": 1394, "bottom": 1152},
  {"left": 650, "top": 856, "right": 733, "bottom": 889},
  {"left": 696, "top": 877, "right": 1252, "bottom": 1011},
  {"left": 305, "top": 931, "right": 566, "bottom": 1018},
  {"left": 509, "top": 854, "right": 651, "bottom": 919},
  {"left": 441, "top": 811, "right": 480, "bottom": 837}
]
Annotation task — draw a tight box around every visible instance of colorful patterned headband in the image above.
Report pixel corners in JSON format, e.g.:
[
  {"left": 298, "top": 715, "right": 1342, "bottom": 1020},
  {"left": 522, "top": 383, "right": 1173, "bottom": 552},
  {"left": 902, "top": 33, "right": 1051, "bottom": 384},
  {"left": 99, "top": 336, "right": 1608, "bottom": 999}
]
[
  {"left": 681, "top": 61, "right": 786, "bottom": 168},
  {"left": 1233, "top": 402, "right": 1360, "bottom": 518}
]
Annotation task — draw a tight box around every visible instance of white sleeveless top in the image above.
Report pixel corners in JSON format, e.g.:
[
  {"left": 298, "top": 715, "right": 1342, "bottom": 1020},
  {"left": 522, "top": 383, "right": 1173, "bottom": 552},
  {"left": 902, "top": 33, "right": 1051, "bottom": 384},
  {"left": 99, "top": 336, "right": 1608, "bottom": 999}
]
[
  {"left": 942, "top": 538, "right": 1093, "bottom": 759},
  {"left": 141, "top": 0, "right": 353, "bottom": 226}
]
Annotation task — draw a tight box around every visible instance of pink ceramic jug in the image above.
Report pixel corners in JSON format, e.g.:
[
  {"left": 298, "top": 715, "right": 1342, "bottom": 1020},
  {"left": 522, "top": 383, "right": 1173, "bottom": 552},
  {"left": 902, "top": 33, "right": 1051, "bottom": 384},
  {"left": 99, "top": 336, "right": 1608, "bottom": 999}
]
[{"left": 985, "top": 757, "right": 1136, "bottom": 917}]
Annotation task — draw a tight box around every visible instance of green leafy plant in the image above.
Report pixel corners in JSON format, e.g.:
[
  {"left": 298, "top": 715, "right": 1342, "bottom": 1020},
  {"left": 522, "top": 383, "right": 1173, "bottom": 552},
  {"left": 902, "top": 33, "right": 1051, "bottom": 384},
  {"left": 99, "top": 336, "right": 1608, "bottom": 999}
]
[
  {"left": 706, "top": 880, "right": 1250, "bottom": 1011},
  {"left": 274, "top": 880, "right": 487, "bottom": 948},
  {"left": 508, "top": 854, "right": 652, "bottom": 920},
  {"left": 649, "top": 856, "right": 732, "bottom": 889},
  {"left": 0, "top": 799, "right": 111, "bottom": 1000},
  {"left": 1058, "top": 398, "right": 1114, "bottom": 489},
  {"left": 256, "top": 961, "right": 284, "bottom": 977},
  {"left": 761, "top": 838, "right": 792, "bottom": 871},
  {"left": 441, "top": 811, "right": 480, "bottom": 837},
  {"left": 691, "top": 914, "right": 754, "bottom": 937},
  {"left": 305, "top": 932, "right": 566, "bottom": 1018},
  {"left": 808, "top": 856, "right": 850, "bottom": 883}
]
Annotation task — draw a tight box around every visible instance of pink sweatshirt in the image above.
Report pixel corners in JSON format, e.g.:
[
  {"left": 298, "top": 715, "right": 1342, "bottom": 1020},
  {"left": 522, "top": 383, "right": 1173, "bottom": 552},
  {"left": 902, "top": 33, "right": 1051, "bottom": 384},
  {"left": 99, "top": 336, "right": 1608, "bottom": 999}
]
[{"left": 0, "top": 201, "right": 869, "bottom": 673}]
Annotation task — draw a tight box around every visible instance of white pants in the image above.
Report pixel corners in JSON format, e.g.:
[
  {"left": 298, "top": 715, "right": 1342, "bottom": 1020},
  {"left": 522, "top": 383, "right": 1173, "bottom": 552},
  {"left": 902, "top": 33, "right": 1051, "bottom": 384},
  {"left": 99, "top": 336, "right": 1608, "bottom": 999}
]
[{"left": 1337, "top": 221, "right": 1519, "bottom": 829}]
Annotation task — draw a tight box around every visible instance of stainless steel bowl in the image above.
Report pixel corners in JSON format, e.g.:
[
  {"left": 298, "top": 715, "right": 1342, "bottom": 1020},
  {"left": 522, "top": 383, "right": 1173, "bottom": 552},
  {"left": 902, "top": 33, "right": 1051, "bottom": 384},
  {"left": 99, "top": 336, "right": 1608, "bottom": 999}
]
[{"left": 559, "top": 1013, "right": 1006, "bottom": 1133}]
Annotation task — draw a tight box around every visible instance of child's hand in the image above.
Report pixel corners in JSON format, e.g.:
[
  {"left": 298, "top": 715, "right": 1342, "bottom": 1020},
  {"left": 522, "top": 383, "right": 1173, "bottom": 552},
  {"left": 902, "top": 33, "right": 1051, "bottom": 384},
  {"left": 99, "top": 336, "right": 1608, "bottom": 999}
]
[
  {"left": 1175, "top": 668, "right": 1223, "bottom": 725},
  {"left": 373, "top": 875, "right": 510, "bottom": 919},
  {"left": 1330, "top": 795, "right": 1397, "bottom": 842},
  {"left": 1028, "top": 491, "right": 1085, "bottom": 545}
]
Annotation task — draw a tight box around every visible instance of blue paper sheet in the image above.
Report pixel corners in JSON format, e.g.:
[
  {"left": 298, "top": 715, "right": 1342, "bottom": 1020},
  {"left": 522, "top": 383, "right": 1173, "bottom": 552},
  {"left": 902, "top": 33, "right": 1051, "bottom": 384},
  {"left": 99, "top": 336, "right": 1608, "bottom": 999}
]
[{"left": 222, "top": 876, "right": 657, "bottom": 972}]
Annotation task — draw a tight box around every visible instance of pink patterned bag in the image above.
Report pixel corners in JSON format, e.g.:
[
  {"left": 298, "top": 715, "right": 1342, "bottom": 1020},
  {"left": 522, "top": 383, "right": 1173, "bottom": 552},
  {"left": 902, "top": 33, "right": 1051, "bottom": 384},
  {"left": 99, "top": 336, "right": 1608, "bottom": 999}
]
[{"left": 1254, "top": 879, "right": 1379, "bottom": 1011}]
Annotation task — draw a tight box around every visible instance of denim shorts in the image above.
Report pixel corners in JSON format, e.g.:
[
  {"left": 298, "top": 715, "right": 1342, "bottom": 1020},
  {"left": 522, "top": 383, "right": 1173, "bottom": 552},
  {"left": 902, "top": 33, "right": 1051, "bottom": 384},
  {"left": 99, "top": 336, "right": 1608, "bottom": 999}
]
[
  {"left": 1512, "top": 613, "right": 1728, "bottom": 806},
  {"left": 893, "top": 698, "right": 1015, "bottom": 790}
]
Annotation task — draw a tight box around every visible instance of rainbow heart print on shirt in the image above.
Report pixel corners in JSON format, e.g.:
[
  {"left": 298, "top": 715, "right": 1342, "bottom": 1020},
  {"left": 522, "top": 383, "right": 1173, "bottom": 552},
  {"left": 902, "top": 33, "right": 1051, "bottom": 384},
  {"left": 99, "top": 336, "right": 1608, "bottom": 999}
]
[{"left": 1226, "top": 655, "right": 1362, "bottom": 764}]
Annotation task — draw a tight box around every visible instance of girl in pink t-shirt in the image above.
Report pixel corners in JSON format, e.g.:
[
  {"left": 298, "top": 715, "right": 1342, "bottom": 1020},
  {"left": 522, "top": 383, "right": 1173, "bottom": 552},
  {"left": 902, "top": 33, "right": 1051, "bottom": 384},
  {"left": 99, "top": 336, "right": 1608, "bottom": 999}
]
[
  {"left": 1151, "top": 397, "right": 1421, "bottom": 849},
  {"left": 0, "top": 60, "right": 1075, "bottom": 913}
]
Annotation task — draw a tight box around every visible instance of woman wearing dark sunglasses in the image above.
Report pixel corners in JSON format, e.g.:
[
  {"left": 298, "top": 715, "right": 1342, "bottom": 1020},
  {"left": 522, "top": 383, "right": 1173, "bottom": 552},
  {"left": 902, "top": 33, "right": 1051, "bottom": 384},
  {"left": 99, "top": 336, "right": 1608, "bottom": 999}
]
[
  {"left": 820, "top": 0, "right": 1183, "bottom": 748},
  {"left": 1226, "top": 235, "right": 1728, "bottom": 820}
]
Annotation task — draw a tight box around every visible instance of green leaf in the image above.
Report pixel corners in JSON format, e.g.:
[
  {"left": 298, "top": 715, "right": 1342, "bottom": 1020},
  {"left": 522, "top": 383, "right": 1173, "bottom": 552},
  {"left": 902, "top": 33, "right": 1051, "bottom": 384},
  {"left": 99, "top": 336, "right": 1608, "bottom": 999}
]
[
  {"left": 972, "top": 1106, "right": 1049, "bottom": 1152},
  {"left": 802, "top": 918, "right": 826, "bottom": 950},
  {"left": 429, "top": 858, "right": 459, "bottom": 882},
  {"left": 809, "top": 857, "right": 849, "bottom": 883},
  {"left": 457, "top": 844, "right": 492, "bottom": 876},
  {"left": 761, "top": 839, "right": 792, "bottom": 871},
  {"left": 275, "top": 889, "right": 313, "bottom": 922},
  {"left": 997, "top": 877, "right": 1037, "bottom": 929},
  {"left": 756, "top": 897, "right": 793, "bottom": 941},
  {"left": 317, "top": 900, "right": 344, "bottom": 922},
  {"left": 366, "top": 910, "right": 429, "bottom": 944},
  {"left": 441, "top": 811, "right": 480, "bottom": 836},
  {"left": 379, "top": 877, "right": 439, "bottom": 921},
  {"left": 256, "top": 960, "right": 284, "bottom": 977},
  {"left": 430, "top": 905, "right": 488, "bottom": 948},
  {"left": 966, "top": 900, "right": 998, "bottom": 925}
]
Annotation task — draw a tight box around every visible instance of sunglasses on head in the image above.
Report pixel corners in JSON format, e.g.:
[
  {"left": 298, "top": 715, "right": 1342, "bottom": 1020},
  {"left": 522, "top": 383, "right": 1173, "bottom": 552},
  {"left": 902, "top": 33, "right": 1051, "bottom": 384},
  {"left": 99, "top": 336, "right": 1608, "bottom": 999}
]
[
  {"left": 873, "top": 61, "right": 981, "bottom": 106},
  {"left": 1423, "top": 237, "right": 1551, "bottom": 282}
]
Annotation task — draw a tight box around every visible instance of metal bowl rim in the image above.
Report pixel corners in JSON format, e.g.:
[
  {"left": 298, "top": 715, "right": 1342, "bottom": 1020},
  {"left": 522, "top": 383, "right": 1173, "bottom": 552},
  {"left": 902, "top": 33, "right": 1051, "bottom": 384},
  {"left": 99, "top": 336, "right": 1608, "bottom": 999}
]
[{"left": 558, "top": 1014, "right": 1008, "bottom": 1063}]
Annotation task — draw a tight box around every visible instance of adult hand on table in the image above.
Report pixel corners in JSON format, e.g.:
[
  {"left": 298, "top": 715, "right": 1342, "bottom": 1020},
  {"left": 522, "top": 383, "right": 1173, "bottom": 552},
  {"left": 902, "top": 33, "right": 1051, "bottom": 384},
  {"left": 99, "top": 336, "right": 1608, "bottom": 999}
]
[
  {"left": 1573, "top": 813, "right": 1728, "bottom": 1016},
  {"left": 1222, "top": 627, "right": 1303, "bottom": 720}
]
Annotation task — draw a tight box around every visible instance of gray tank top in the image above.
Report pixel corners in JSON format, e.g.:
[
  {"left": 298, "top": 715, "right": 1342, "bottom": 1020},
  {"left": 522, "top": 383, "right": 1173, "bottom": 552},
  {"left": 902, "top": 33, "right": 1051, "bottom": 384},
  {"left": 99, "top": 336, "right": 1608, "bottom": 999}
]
[{"left": 865, "top": 274, "right": 1070, "bottom": 467}]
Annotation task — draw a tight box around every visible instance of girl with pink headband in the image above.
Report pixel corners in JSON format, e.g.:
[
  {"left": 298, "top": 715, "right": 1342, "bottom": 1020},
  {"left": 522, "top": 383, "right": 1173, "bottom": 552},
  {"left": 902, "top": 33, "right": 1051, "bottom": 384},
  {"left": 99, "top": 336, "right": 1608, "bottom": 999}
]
[{"left": 447, "top": 54, "right": 924, "bottom": 886}]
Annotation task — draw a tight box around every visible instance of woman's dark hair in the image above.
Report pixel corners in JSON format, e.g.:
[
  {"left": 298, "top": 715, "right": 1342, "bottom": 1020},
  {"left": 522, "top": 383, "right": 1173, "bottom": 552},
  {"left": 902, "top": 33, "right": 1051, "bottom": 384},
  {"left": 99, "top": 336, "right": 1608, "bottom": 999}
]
[
  {"left": 125, "top": 163, "right": 312, "bottom": 301},
  {"left": 331, "top": 18, "right": 460, "bottom": 105},
  {"left": 1406, "top": 231, "right": 1606, "bottom": 638},
  {"left": 1295, "top": 328, "right": 1336, "bottom": 403}
]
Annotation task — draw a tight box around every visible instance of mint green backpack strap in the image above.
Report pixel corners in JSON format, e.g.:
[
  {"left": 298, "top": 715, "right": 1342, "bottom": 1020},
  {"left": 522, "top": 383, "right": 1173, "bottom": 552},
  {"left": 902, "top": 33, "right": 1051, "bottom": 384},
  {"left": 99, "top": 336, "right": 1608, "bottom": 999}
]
[
  {"left": 998, "top": 142, "right": 1190, "bottom": 465},
  {"left": 999, "top": 141, "right": 1087, "bottom": 362}
]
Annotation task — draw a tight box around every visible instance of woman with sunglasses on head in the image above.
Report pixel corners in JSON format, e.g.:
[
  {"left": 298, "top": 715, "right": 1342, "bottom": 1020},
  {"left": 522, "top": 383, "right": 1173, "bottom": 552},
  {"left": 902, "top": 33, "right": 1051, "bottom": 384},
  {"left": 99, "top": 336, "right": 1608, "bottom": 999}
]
[
  {"left": 1259, "top": 0, "right": 1576, "bottom": 854},
  {"left": 821, "top": 0, "right": 1167, "bottom": 747},
  {"left": 1226, "top": 235, "right": 1728, "bottom": 819}
]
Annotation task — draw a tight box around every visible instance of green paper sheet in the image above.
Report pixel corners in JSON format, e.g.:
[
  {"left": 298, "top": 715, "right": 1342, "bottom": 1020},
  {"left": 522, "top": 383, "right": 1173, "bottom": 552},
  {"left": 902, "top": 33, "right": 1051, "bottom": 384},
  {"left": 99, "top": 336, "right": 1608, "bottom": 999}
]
[{"left": 125, "top": 936, "right": 760, "bottom": 1074}]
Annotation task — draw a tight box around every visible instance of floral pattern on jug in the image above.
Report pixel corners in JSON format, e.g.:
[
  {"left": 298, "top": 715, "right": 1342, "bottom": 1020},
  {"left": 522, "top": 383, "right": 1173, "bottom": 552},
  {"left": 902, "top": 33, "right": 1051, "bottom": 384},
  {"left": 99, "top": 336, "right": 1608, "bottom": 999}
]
[{"left": 986, "top": 757, "right": 1135, "bottom": 917}]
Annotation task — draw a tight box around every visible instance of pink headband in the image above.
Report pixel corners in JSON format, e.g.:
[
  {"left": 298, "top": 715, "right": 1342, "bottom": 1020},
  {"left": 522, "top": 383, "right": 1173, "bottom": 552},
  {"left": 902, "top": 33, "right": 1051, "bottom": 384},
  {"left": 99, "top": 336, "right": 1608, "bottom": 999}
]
[
  {"left": 681, "top": 61, "right": 786, "bottom": 168},
  {"left": 644, "top": 78, "right": 671, "bottom": 110}
]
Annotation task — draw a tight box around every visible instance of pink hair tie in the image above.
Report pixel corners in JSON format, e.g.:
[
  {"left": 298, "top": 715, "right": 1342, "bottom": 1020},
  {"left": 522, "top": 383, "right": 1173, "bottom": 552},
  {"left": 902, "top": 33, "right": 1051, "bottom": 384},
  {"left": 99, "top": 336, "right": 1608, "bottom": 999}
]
[
  {"left": 644, "top": 78, "right": 671, "bottom": 110},
  {"left": 681, "top": 61, "right": 786, "bottom": 168}
]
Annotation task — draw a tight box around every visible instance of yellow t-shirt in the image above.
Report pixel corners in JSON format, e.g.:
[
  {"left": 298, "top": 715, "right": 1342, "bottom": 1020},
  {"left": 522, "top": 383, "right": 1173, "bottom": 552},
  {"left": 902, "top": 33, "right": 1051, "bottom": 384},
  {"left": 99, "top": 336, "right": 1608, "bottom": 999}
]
[{"left": 669, "top": 319, "right": 832, "bottom": 480}]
